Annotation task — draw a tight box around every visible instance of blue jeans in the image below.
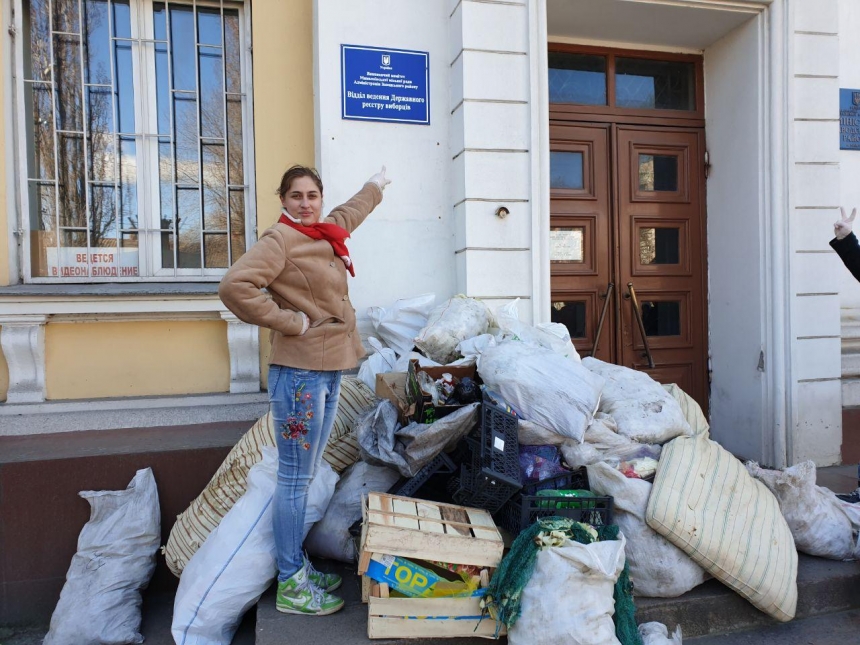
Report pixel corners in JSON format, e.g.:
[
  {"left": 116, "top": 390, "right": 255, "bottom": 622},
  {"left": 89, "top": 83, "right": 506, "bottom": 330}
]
[{"left": 268, "top": 364, "right": 342, "bottom": 582}]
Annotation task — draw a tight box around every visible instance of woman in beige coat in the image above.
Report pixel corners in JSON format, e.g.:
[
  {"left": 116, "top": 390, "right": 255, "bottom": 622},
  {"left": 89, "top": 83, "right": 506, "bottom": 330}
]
[{"left": 219, "top": 165, "right": 390, "bottom": 615}]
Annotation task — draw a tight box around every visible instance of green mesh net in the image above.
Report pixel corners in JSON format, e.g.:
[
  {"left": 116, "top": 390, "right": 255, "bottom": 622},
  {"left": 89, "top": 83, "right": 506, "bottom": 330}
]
[{"left": 482, "top": 517, "right": 642, "bottom": 645}]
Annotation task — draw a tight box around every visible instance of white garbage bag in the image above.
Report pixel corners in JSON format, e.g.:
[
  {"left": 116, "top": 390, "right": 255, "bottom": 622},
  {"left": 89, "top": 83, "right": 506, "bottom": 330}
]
[
  {"left": 582, "top": 358, "right": 691, "bottom": 444},
  {"left": 44, "top": 468, "right": 160, "bottom": 645},
  {"left": 639, "top": 622, "right": 683, "bottom": 644},
  {"left": 305, "top": 462, "right": 340, "bottom": 532},
  {"left": 305, "top": 460, "right": 401, "bottom": 562},
  {"left": 414, "top": 296, "right": 491, "bottom": 364},
  {"left": 746, "top": 460, "right": 855, "bottom": 560},
  {"left": 587, "top": 462, "right": 708, "bottom": 597},
  {"left": 357, "top": 337, "right": 398, "bottom": 390},
  {"left": 172, "top": 447, "right": 279, "bottom": 645},
  {"left": 478, "top": 340, "right": 604, "bottom": 442},
  {"left": 837, "top": 496, "right": 860, "bottom": 559},
  {"left": 508, "top": 535, "right": 627, "bottom": 645},
  {"left": 368, "top": 293, "right": 435, "bottom": 356},
  {"left": 495, "top": 300, "right": 581, "bottom": 361}
]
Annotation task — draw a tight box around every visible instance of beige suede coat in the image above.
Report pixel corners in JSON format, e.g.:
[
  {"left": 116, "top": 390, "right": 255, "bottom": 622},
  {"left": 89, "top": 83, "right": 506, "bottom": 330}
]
[{"left": 218, "top": 182, "right": 383, "bottom": 371}]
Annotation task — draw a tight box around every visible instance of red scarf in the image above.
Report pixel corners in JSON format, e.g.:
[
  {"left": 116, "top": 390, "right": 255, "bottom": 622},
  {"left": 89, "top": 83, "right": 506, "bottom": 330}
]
[{"left": 278, "top": 214, "right": 355, "bottom": 277}]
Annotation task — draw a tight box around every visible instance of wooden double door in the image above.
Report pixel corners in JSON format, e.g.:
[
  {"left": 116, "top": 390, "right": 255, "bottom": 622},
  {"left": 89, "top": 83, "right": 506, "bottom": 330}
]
[{"left": 550, "top": 122, "right": 709, "bottom": 410}]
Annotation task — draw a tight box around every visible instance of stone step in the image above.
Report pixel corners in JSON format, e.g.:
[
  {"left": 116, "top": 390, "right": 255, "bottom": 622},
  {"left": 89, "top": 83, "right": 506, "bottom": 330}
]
[
  {"left": 686, "top": 608, "right": 860, "bottom": 644},
  {"left": 636, "top": 555, "right": 860, "bottom": 639},
  {"left": 255, "top": 555, "right": 860, "bottom": 644}
]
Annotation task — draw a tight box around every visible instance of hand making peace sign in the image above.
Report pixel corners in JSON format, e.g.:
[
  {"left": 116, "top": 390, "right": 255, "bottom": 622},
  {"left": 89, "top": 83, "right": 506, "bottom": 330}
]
[{"left": 835, "top": 207, "right": 857, "bottom": 241}]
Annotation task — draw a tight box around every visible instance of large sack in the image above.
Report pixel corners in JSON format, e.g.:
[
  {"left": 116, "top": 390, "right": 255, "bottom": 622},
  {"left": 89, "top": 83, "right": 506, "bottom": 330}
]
[
  {"left": 45, "top": 468, "right": 160, "bottom": 645},
  {"left": 478, "top": 340, "right": 604, "bottom": 442},
  {"left": 357, "top": 337, "right": 398, "bottom": 390},
  {"left": 356, "top": 400, "right": 479, "bottom": 477},
  {"left": 646, "top": 435, "right": 798, "bottom": 622},
  {"left": 368, "top": 293, "right": 436, "bottom": 356},
  {"left": 495, "top": 299, "right": 581, "bottom": 362},
  {"left": 662, "top": 383, "right": 709, "bottom": 438},
  {"left": 583, "top": 358, "right": 690, "bottom": 444},
  {"left": 508, "top": 535, "right": 626, "bottom": 645},
  {"left": 747, "top": 461, "right": 855, "bottom": 560},
  {"left": 587, "top": 462, "right": 707, "bottom": 598},
  {"left": 560, "top": 415, "right": 662, "bottom": 469},
  {"left": 172, "top": 448, "right": 278, "bottom": 645},
  {"left": 164, "top": 377, "right": 374, "bottom": 577},
  {"left": 305, "top": 460, "right": 401, "bottom": 562},
  {"left": 414, "top": 296, "right": 491, "bottom": 364}
]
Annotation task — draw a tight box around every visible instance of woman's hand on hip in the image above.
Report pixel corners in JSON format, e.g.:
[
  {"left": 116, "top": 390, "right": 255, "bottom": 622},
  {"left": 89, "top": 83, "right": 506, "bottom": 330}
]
[{"left": 369, "top": 166, "right": 391, "bottom": 191}]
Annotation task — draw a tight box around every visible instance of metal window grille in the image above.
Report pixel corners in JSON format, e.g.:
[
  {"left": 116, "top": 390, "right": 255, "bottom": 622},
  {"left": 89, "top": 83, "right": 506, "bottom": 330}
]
[{"left": 18, "top": 0, "right": 254, "bottom": 281}]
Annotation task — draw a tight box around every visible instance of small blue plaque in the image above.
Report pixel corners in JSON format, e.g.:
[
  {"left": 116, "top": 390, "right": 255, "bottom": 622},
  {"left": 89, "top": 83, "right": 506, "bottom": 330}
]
[
  {"left": 840, "top": 88, "right": 860, "bottom": 150},
  {"left": 341, "top": 44, "right": 429, "bottom": 125}
]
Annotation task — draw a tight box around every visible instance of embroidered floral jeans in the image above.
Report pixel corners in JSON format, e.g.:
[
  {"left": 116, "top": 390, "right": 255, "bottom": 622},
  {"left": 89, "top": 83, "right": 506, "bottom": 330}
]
[{"left": 268, "top": 364, "right": 342, "bottom": 582}]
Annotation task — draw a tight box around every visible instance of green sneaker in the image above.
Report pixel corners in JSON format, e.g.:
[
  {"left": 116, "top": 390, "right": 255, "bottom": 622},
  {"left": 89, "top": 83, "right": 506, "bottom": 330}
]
[
  {"left": 276, "top": 564, "right": 344, "bottom": 616},
  {"left": 304, "top": 555, "right": 342, "bottom": 592}
]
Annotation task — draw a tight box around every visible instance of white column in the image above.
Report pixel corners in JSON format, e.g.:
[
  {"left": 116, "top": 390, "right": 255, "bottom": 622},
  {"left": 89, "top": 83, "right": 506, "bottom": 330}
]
[
  {"left": 0, "top": 315, "right": 48, "bottom": 404},
  {"left": 220, "top": 311, "right": 261, "bottom": 394}
]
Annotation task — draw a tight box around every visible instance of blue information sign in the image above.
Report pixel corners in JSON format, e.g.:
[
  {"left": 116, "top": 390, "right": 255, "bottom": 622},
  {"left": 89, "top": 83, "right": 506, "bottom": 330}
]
[
  {"left": 840, "top": 88, "right": 860, "bottom": 150},
  {"left": 341, "top": 44, "right": 429, "bottom": 125}
]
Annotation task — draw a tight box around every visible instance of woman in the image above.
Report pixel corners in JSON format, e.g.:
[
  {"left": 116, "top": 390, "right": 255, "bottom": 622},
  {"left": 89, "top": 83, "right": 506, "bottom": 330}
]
[
  {"left": 832, "top": 207, "right": 860, "bottom": 282},
  {"left": 219, "top": 165, "right": 390, "bottom": 615}
]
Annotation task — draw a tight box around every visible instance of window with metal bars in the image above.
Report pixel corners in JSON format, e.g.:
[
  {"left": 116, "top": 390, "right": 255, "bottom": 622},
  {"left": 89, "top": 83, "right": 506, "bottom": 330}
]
[{"left": 18, "top": 0, "right": 254, "bottom": 281}]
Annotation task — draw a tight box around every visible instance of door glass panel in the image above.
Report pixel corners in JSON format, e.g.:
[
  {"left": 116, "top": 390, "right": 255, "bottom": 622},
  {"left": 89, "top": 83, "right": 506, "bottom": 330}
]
[
  {"left": 641, "top": 301, "right": 680, "bottom": 336},
  {"left": 616, "top": 58, "right": 695, "bottom": 111},
  {"left": 548, "top": 53, "right": 607, "bottom": 105},
  {"left": 550, "top": 151, "right": 584, "bottom": 190},
  {"left": 640, "top": 227, "right": 680, "bottom": 265},
  {"left": 638, "top": 154, "right": 678, "bottom": 192},
  {"left": 550, "top": 227, "right": 584, "bottom": 263},
  {"left": 552, "top": 301, "right": 586, "bottom": 338}
]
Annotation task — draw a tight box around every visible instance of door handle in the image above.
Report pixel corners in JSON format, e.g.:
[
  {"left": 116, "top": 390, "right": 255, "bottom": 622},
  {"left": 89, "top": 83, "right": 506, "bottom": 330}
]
[
  {"left": 625, "top": 282, "right": 656, "bottom": 369},
  {"left": 591, "top": 282, "right": 614, "bottom": 358}
]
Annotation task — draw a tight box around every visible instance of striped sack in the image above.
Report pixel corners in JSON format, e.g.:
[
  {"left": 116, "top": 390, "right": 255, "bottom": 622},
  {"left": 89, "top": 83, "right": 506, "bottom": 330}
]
[
  {"left": 645, "top": 434, "right": 798, "bottom": 622},
  {"left": 163, "top": 376, "right": 377, "bottom": 578}
]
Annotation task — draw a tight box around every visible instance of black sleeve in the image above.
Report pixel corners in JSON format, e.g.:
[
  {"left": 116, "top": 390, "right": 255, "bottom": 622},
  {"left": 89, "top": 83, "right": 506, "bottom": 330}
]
[{"left": 831, "top": 232, "right": 860, "bottom": 283}]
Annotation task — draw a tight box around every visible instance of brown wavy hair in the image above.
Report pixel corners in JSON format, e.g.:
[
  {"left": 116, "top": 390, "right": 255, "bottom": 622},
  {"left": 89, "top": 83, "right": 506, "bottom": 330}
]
[{"left": 277, "top": 165, "right": 324, "bottom": 199}]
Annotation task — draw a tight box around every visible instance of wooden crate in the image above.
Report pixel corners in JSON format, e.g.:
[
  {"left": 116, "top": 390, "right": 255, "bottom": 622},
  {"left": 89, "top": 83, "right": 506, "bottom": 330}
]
[
  {"left": 358, "top": 492, "right": 504, "bottom": 574},
  {"left": 359, "top": 492, "right": 505, "bottom": 639},
  {"left": 367, "top": 593, "right": 504, "bottom": 640}
]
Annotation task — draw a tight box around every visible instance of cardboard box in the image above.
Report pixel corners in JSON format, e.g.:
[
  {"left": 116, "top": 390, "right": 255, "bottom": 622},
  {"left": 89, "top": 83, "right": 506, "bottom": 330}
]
[
  {"left": 375, "top": 372, "right": 414, "bottom": 424},
  {"left": 406, "top": 360, "right": 478, "bottom": 424}
]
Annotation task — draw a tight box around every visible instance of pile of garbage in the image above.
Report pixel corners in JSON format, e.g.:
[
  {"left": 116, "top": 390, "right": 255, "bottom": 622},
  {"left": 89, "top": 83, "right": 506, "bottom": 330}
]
[{"left": 40, "top": 293, "right": 860, "bottom": 645}]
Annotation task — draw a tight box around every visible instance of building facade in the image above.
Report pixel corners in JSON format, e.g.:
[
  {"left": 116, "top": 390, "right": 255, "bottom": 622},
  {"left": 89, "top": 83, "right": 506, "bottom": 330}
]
[{"left": 0, "top": 0, "right": 856, "bottom": 468}]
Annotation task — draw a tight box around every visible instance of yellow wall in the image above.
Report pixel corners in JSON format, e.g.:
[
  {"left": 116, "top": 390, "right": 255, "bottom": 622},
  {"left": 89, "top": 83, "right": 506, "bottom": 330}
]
[
  {"left": 45, "top": 321, "right": 230, "bottom": 399},
  {"left": 252, "top": 0, "right": 315, "bottom": 231},
  {"left": 0, "top": 326, "right": 8, "bottom": 402},
  {"left": 252, "top": 0, "right": 314, "bottom": 384}
]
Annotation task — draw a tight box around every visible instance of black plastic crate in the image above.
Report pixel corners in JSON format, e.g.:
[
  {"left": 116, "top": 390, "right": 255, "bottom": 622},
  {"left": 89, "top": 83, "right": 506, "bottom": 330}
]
[
  {"left": 450, "top": 392, "right": 522, "bottom": 514},
  {"left": 495, "top": 468, "right": 612, "bottom": 536},
  {"left": 452, "top": 460, "right": 521, "bottom": 515},
  {"left": 387, "top": 451, "right": 459, "bottom": 498},
  {"left": 470, "top": 392, "right": 520, "bottom": 482}
]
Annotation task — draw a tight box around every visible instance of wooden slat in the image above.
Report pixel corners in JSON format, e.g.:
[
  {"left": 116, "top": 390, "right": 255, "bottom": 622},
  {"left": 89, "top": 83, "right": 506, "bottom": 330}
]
[
  {"left": 379, "top": 582, "right": 390, "bottom": 598},
  {"left": 480, "top": 569, "right": 490, "bottom": 588},
  {"left": 440, "top": 506, "right": 472, "bottom": 536},
  {"left": 369, "top": 595, "right": 483, "bottom": 617},
  {"left": 368, "top": 616, "right": 501, "bottom": 640},
  {"left": 368, "top": 493, "right": 391, "bottom": 526},
  {"left": 361, "top": 575, "right": 371, "bottom": 603},
  {"left": 466, "top": 508, "right": 502, "bottom": 541},
  {"left": 363, "top": 524, "right": 503, "bottom": 568},
  {"left": 392, "top": 498, "right": 421, "bottom": 530},
  {"left": 416, "top": 502, "right": 445, "bottom": 534}
]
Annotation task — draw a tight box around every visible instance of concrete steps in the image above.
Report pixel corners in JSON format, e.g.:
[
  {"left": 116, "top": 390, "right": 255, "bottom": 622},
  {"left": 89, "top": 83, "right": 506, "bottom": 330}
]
[
  {"left": 686, "top": 608, "right": 860, "bottom": 644},
  {"left": 254, "top": 555, "right": 860, "bottom": 644}
]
